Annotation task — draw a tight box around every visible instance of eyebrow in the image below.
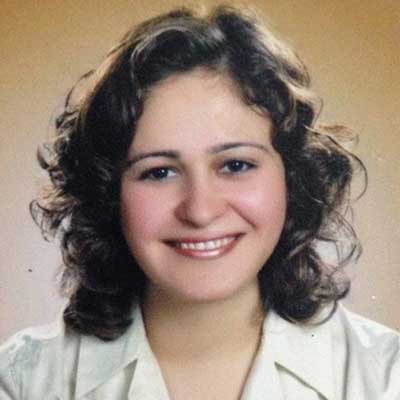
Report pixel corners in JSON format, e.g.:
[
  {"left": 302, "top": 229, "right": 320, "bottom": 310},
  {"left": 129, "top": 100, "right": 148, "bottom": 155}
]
[{"left": 126, "top": 141, "right": 270, "bottom": 166}]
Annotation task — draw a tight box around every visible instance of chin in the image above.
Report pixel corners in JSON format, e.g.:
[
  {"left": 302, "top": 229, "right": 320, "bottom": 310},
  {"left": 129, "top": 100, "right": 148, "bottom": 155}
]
[{"left": 154, "top": 277, "right": 260, "bottom": 306}]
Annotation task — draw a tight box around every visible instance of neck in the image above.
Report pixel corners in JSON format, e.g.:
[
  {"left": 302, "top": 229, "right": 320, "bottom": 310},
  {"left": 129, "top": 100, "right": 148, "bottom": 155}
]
[{"left": 141, "top": 282, "right": 264, "bottom": 363}]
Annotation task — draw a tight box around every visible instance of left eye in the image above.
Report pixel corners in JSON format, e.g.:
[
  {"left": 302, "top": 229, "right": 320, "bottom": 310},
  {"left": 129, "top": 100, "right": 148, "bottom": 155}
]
[{"left": 220, "top": 160, "right": 256, "bottom": 174}]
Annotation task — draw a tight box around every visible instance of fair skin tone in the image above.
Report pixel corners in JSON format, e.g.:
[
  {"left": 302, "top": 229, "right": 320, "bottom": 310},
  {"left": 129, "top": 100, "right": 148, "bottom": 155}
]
[{"left": 120, "top": 69, "right": 287, "bottom": 399}]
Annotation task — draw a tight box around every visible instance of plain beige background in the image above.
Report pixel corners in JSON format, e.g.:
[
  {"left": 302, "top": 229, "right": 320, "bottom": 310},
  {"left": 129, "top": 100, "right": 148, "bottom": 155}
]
[{"left": 1, "top": 0, "right": 399, "bottom": 342}]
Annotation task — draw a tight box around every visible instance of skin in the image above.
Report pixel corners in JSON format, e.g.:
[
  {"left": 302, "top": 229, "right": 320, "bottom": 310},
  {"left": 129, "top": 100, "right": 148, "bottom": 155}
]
[{"left": 120, "top": 68, "right": 287, "bottom": 399}]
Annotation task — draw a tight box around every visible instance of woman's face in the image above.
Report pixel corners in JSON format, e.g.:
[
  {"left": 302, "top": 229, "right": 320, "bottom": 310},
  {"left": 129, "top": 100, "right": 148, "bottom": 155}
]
[{"left": 120, "top": 69, "right": 287, "bottom": 304}]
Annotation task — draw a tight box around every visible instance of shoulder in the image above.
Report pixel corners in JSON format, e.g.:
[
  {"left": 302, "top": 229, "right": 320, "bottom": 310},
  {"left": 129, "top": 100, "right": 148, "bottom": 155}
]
[
  {"left": 0, "top": 306, "right": 144, "bottom": 399},
  {"left": 0, "top": 319, "right": 67, "bottom": 367},
  {"left": 264, "top": 307, "right": 400, "bottom": 399},
  {"left": 331, "top": 304, "right": 400, "bottom": 355},
  {"left": 0, "top": 319, "right": 80, "bottom": 399},
  {"left": 329, "top": 304, "right": 400, "bottom": 397}
]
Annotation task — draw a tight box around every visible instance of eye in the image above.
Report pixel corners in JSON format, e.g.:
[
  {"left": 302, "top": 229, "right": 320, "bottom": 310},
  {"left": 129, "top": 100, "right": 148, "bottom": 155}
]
[
  {"left": 139, "top": 167, "right": 177, "bottom": 181},
  {"left": 220, "top": 159, "right": 256, "bottom": 175}
]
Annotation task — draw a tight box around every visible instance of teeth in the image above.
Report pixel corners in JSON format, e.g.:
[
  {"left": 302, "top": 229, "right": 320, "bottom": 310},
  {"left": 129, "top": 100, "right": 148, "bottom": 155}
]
[
  {"left": 205, "top": 241, "right": 215, "bottom": 250},
  {"left": 176, "top": 236, "right": 235, "bottom": 251},
  {"left": 197, "top": 242, "right": 206, "bottom": 250}
]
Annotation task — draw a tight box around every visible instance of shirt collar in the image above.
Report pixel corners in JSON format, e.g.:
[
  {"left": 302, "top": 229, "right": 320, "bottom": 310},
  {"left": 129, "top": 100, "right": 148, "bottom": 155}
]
[
  {"left": 74, "top": 304, "right": 144, "bottom": 398},
  {"left": 264, "top": 307, "right": 335, "bottom": 400},
  {"left": 74, "top": 304, "right": 335, "bottom": 400}
]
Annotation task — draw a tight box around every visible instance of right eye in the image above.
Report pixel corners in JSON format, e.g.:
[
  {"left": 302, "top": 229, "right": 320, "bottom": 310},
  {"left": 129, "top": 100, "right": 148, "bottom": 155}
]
[{"left": 138, "top": 167, "right": 177, "bottom": 181}]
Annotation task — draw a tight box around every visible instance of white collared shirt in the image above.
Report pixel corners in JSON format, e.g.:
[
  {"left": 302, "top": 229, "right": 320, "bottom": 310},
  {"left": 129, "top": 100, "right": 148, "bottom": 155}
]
[{"left": 1, "top": 303, "right": 399, "bottom": 399}]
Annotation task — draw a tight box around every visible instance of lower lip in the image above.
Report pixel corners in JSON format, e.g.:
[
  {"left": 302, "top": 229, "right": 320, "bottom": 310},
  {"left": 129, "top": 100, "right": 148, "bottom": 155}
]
[{"left": 168, "top": 236, "right": 241, "bottom": 260}]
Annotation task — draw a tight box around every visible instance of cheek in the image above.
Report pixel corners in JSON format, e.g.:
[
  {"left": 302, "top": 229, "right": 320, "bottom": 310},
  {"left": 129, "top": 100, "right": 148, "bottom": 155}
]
[
  {"left": 229, "top": 171, "right": 287, "bottom": 230},
  {"left": 120, "top": 185, "right": 174, "bottom": 242}
]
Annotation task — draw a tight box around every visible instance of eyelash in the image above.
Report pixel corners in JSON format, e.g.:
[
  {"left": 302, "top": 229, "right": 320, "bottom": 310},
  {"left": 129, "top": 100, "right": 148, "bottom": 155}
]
[
  {"left": 220, "top": 159, "right": 256, "bottom": 174},
  {"left": 138, "top": 159, "right": 257, "bottom": 181},
  {"left": 138, "top": 167, "right": 177, "bottom": 181}
]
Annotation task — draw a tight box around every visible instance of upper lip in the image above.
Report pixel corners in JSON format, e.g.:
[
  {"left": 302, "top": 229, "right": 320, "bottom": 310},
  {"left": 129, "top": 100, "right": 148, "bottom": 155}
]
[{"left": 165, "top": 233, "right": 243, "bottom": 244}]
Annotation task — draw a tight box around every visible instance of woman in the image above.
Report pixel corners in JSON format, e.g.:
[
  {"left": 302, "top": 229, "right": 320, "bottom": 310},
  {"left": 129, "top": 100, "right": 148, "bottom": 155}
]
[{"left": 1, "top": 5, "right": 399, "bottom": 399}]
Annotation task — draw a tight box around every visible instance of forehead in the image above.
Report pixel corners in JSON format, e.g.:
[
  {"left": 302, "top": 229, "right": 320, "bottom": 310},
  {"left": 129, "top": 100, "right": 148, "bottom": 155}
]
[{"left": 130, "top": 69, "right": 274, "bottom": 154}]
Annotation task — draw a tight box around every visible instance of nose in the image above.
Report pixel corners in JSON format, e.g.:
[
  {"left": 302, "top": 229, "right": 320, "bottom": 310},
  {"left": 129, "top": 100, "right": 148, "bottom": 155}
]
[{"left": 174, "top": 177, "right": 228, "bottom": 228}]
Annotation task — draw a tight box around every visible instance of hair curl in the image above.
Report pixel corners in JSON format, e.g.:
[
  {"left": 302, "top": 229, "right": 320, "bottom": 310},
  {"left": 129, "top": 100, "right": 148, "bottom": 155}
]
[{"left": 31, "top": 5, "right": 366, "bottom": 340}]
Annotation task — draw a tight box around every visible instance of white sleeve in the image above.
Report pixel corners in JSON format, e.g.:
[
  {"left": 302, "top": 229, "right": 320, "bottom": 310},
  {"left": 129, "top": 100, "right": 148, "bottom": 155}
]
[
  {"left": 0, "top": 340, "right": 20, "bottom": 400},
  {"left": 382, "top": 335, "right": 400, "bottom": 400}
]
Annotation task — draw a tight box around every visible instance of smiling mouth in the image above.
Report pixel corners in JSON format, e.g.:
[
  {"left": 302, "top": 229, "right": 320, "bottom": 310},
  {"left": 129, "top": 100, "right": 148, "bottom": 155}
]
[{"left": 165, "top": 234, "right": 242, "bottom": 259}]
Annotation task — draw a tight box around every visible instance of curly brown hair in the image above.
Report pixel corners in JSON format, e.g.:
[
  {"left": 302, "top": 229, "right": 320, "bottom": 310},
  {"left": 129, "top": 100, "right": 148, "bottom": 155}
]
[{"left": 31, "top": 5, "right": 366, "bottom": 340}]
